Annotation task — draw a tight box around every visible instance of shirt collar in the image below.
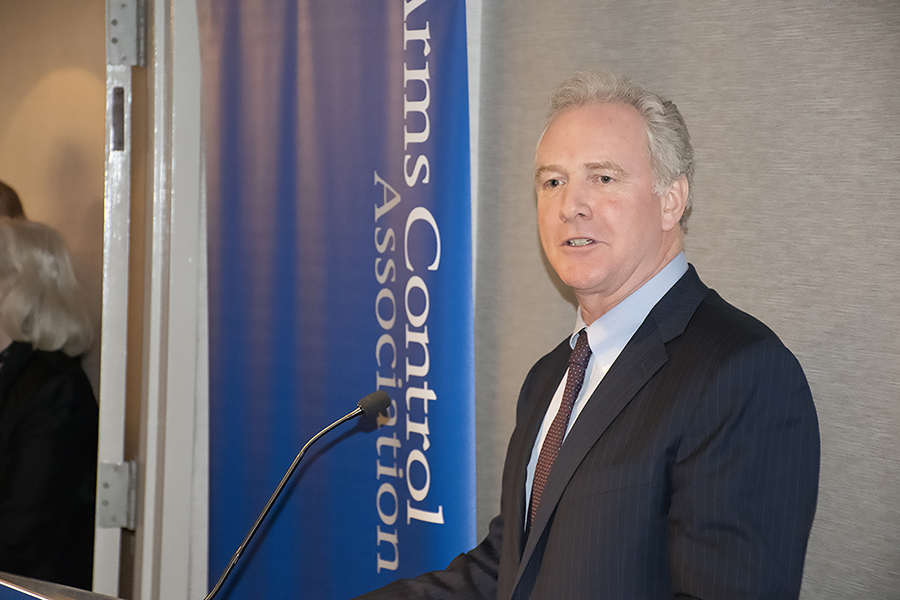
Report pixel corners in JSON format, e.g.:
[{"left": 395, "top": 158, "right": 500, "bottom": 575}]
[{"left": 571, "top": 253, "right": 689, "bottom": 355}]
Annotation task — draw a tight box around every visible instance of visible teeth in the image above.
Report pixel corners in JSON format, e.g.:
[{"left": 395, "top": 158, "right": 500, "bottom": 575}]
[{"left": 567, "top": 238, "right": 592, "bottom": 247}]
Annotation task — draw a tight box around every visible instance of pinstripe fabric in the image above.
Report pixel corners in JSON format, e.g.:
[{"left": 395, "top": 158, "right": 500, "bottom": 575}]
[
  {"left": 352, "top": 266, "right": 820, "bottom": 599},
  {"left": 526, "top": 329, "right": 591, "bottom": 537}
]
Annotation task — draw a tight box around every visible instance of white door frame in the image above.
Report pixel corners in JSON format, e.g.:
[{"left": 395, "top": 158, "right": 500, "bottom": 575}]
[{"left": 98, "top": 1, "right": 208, "bottom": 598}]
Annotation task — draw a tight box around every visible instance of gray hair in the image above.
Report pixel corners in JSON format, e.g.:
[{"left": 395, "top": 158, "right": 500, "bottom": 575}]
[
  {"left": 0, "top": 218, "right": 92, "bottom": 356},
  {"left": 546, "top": 71, "right": 694, "bottom": 227}
]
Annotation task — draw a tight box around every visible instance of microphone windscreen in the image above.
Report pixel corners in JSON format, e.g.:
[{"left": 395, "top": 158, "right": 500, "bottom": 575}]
[{"left": 358, "top": 390, "right": 391, "bottom": 416}]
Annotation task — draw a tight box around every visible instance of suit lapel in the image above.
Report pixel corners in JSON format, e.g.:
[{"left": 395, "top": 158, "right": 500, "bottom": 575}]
[
  {"left": 517, "top": 320, "right": 668, "bottom": 571},
  {"left": 505, "top": 339, "right": 572, "bottom": 556},
  {"left": 513, "top": 265, "right": 709, "bottom": 587}
]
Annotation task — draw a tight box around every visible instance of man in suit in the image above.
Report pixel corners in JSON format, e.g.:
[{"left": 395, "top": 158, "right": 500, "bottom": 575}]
[{"left": 354, "top": 70, "right": 819, "bottom": 599}]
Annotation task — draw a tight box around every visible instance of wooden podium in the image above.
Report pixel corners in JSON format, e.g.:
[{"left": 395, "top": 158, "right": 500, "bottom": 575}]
[{"left": 0, "top": 574, "right": 121, "bottom": 600}]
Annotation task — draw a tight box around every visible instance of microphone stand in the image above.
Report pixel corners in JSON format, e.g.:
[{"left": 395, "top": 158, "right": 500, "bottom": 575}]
[{"left": 204, "top": 403, "right": 371, "bottom": 600}]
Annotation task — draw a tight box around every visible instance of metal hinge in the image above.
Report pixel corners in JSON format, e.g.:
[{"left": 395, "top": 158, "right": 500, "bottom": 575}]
[
  {"left": 107, "top": 0, "right": 146, "bottom": 66},
  {"left": 97, "top": 460, "right": 137, "bottom": 530}
]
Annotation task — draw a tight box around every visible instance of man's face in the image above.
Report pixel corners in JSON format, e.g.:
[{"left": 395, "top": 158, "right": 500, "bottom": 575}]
[{"left": 535, "top": 102, "right": 684, "bottom": 320}]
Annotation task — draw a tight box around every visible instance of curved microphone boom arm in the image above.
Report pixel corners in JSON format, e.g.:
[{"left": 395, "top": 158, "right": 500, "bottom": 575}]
[{"left": 204, "top": 390, "right": 391, "bottom": 600}]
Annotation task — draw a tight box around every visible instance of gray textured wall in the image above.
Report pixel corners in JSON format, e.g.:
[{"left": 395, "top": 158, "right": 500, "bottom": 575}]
[{"left": 472, "top": 1, "right": 900, "bottom": 597}]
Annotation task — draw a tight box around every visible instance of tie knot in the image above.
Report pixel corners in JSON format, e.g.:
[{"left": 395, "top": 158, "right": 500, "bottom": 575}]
[{"left": 569, "top": 329, "right": 591, "bottom": 369}]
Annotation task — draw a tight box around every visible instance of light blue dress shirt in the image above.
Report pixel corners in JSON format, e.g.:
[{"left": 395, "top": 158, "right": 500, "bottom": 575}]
[{"left": 525, "top": 253, "right": 689, "bottom": 516}]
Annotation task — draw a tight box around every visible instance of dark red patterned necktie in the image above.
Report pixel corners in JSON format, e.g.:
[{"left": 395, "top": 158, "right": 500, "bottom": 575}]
[{"left": 526, "top": 329, "right": 592, "bottom": 537}]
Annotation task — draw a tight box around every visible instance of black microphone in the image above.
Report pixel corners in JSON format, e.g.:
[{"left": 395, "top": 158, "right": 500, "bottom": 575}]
[{"left": 204, "top": 390, "right": 391, "bottom": 600}]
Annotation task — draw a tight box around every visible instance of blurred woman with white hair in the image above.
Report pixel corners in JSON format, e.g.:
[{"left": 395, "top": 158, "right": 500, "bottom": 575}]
[{"left": 0, "top": 217, "right": 97, "bottom": 590}]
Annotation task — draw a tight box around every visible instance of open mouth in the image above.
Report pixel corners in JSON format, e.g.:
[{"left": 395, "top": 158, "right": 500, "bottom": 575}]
[{"left": 566, "top": 238, "right": 594, "bottom": 247}]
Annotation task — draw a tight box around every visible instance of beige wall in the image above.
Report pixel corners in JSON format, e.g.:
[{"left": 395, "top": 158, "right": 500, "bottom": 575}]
[
  {"left": 0, "top": 1, "right": 106, "bottom": 391},
  {"left": 474, "top": 1, "right": 900, "bottom": 598}
]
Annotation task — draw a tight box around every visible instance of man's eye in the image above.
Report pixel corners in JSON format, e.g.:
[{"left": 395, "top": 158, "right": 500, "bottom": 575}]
[
  {"left": 599, "top": 175, "right": 613, "bottom": 184},
  {"left": 545, "top": 178, "right": 563, "bottom": 189}
]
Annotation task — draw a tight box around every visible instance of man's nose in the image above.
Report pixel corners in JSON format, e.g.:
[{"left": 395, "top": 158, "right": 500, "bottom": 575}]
[{"left": 560, "top": 181, "right": 592, "bottom": 221}]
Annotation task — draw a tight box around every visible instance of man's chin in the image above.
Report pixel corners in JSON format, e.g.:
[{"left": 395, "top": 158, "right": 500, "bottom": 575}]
[{"left": 556, "top": 272, "right": 611, "bottom": 297}]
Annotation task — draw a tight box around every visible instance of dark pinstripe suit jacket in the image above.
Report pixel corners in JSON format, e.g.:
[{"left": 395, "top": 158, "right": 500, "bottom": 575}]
[{"left": 354, "top": 266, "right": 820, "bottom": 599}]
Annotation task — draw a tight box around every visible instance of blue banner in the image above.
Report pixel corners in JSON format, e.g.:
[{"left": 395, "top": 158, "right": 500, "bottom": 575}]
[{"left": 200, "top": 1, "right": 475, "bottom": 598}]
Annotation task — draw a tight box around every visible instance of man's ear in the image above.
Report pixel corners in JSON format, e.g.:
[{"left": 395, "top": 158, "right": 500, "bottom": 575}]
[{"left": 660, "top": 175, "right": 688, "bottom": 232}]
